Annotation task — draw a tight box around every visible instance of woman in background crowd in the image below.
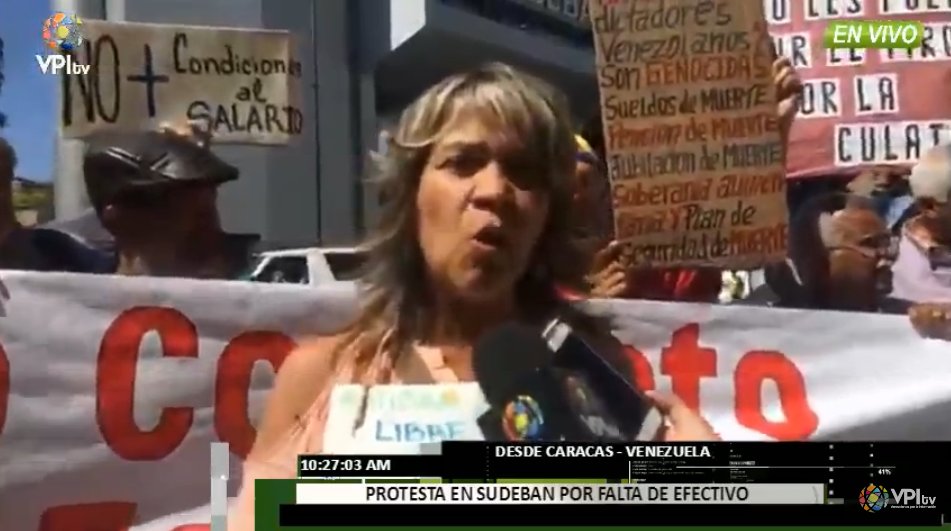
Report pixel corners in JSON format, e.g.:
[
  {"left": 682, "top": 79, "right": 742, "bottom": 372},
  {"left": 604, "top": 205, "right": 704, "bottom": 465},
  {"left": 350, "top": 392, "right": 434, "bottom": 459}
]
[
  {"left": 566, "top": 135, "right": 626, "bottom": 299},
  {"left": 229, "top": 63, "right": 718, "bottom": 530}
]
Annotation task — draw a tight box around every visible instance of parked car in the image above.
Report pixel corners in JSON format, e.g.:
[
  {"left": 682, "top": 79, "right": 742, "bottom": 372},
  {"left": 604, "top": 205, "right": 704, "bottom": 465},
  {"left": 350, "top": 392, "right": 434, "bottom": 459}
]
[{"left": 246, "top": 247, "right": 366, "bottom": 285}]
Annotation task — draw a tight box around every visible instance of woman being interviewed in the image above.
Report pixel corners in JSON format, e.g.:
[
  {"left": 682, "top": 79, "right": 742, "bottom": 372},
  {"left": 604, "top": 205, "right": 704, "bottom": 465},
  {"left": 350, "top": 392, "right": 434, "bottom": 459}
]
[{"left": 229, "top": 63, "right": 716, "bottom": 529}]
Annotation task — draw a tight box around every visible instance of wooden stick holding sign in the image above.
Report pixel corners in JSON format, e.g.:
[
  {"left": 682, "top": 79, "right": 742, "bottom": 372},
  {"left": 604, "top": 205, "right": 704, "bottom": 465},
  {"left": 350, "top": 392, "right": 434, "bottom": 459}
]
[
  {"left": 590, "top": 0, "right": 788, "bottom": 270},
  {"left": 59, "top": 20, "right": 303, "bottom": 145}
]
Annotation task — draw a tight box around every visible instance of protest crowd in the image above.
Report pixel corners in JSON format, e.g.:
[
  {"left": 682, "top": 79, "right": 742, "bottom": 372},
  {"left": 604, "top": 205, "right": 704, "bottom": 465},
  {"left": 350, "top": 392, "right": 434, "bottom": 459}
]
[
  {"left": 4, "top": 65, "right": 951, "bottom": 334},
  {"left": 2, "top": 1, "right": 951, "bottom": 529}
]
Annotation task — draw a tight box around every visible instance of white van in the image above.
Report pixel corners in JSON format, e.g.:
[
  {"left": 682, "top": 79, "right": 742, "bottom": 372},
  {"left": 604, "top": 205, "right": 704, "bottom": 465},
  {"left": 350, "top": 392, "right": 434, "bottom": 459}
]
[{"left": 246, "top": 247, "right": 366, "bottom": 286}]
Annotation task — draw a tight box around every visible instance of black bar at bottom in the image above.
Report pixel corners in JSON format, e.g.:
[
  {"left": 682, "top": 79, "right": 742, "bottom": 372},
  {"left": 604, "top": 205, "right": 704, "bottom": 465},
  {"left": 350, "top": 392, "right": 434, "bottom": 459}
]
[{"left": 279, "top": 504, "right": 942, "bottom": 526}]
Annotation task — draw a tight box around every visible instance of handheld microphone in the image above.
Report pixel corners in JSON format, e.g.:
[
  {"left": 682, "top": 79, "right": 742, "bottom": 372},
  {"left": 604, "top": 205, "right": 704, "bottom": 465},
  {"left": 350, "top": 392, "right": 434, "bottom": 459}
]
[
  {"left": 472, "top": 322, "right": 660, "bottom": 442},
  {"left": 543, "top": 319, "right": 663, "bottom": 442},
  {"left": 472, "top": 323, "right": 594, "bottom": 441}
]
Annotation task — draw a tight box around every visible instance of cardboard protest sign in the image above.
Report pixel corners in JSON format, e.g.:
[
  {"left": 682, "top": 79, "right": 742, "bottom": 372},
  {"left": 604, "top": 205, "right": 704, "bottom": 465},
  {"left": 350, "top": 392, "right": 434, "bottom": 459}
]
[
  {"left": 60, "top": 20, "right": 303, "bottom": 145},
  {"left": 768, "top": 1, "right": 951, "bottom": 178},
  {"left": 590, "top": 0, "right": 788, "bottom": 269}
]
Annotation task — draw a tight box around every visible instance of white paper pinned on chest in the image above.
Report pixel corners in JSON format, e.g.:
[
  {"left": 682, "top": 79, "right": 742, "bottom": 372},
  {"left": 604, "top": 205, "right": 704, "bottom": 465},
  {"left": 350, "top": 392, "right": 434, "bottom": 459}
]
[{"left": 322, "top": 382, "right": 490, "bottom": 455}]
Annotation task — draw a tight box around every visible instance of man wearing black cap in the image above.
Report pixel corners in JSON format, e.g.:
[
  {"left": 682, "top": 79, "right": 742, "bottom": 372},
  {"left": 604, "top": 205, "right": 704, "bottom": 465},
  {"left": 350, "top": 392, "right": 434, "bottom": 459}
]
[
  {"left": 83, "top": 128, "right": 258, "bottom": 279},
  {"left": 0, "top": 136, "right": 109, "bottom": 272}
]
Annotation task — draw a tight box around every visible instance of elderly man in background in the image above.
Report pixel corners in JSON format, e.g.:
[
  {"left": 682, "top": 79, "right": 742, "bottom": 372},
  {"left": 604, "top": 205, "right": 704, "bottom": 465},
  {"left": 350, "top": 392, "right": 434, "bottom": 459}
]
[
  {"left": 889, "top": 145, "right": 951, "bottom": 338},
  {"left": 744, "top": 193, "right": 896, "bottom": 312},
  {"left": 740, "top": 189, "right": 951, "bottom": 340}
]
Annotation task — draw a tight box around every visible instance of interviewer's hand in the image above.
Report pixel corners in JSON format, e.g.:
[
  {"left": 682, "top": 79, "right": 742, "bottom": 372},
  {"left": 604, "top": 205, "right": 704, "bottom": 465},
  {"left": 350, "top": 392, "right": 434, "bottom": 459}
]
[{"left": 647, "top": 391, "right": 720, "bottom": 442}]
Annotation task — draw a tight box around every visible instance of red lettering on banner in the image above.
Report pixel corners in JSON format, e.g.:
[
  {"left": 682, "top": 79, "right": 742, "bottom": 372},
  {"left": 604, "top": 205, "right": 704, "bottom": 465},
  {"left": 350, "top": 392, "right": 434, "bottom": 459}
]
[
  {"left": 623, "top": 324, "right": 817, "bottom": 439},
  {"left": 621, "top": 345, "right": 655, "bottom": 391},
  {"left": 35, "top": 501, "right": 216, "bottom": 531},
  {"left": 38, "top": 502, "right": 137, "bottom": 531},
  {"left": 215, "top": 331, "right": 296, "bottom": 458},
  {"left": 734, "top": 350, "right": 819, "bottom": 441},
  {"left": 0, "top": 341, "right": 8, "bottom": 437},
  {"left": 660, "top": 324, "right": 717, "bottom": 411},
  {"left": 97, "top": 307, "right": 198, "bottom": 460}
]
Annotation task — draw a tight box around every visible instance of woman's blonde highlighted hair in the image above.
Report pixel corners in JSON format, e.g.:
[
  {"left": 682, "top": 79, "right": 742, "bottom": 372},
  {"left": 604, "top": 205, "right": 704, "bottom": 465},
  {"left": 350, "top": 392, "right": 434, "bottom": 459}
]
[{"left": 334, "top": 62, "right": 598, "bottom": 380}]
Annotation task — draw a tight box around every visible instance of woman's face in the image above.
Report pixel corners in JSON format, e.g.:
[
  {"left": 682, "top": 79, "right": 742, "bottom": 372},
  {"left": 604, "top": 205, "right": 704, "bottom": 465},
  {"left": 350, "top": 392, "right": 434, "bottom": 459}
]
[{"left": 415, "top": 112, "right": 551, "bottom": 303}]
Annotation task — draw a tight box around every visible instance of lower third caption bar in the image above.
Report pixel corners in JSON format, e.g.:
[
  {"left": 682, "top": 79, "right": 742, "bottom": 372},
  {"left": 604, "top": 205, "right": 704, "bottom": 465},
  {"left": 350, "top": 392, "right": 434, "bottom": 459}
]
[{"left": 294, "top": 483, "right": 824, "bottom": 505}]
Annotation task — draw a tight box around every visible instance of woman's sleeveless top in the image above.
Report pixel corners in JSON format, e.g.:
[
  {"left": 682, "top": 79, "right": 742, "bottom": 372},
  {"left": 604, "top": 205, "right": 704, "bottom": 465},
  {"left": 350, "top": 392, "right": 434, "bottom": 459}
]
[{"left": 227, "top": 336, "right": 461, "bottom": 531}]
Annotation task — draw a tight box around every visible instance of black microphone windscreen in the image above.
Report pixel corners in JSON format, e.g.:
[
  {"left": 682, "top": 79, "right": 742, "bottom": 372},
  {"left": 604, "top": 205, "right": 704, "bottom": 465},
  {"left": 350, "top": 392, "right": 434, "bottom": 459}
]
[{"left": 472, "top": 323, "right": 552, "bottom": 407}]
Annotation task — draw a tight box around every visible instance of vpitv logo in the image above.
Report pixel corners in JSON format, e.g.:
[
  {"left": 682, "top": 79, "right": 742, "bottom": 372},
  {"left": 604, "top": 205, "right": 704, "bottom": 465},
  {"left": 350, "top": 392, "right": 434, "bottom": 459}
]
[
  {"left": 35, "top": 12, "right": 91, "bottom": 76},
  {"left": 892, "top": 488, "right": 937, "bottom": 509}
]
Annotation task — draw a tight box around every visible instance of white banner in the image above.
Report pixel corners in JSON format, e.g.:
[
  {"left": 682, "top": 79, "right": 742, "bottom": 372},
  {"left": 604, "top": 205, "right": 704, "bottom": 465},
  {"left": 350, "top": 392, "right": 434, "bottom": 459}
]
[{"left": 0, "top": 271, "right": 949, "bottom": 529}]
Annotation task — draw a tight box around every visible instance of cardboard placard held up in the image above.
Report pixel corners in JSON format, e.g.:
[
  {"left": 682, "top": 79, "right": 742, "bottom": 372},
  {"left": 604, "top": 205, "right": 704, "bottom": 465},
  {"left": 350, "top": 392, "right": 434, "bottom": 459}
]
[
  {"left": 59, "top": 20, "right": 303, "bottom": 145},
  {"left": 590, "top": 0, "right": 788, "bottom": 270},
  {"left": 766, "top": 1, "right": 951, "bottom": 179}
]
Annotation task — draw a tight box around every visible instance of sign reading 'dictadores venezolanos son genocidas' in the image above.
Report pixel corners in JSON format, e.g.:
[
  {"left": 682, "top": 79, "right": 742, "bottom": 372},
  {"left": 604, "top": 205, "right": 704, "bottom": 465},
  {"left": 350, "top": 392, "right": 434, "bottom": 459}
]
[
  {"left": 591, "top": 0, "right": 787, "bottom": 269},
  {"left": 767, "top": 0, "right": 951, "bottom": 178},
  {"left": 59, "top": 20, "right": 303, "bottom": 145}
]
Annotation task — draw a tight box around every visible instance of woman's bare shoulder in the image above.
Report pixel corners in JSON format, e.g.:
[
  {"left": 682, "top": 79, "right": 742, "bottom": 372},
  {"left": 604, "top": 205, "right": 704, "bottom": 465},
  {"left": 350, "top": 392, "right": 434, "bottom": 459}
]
[
  {"left": 287, "top": 333, "right": 349, "bottom": 370},
  {"left": 249, "top": 332, "right": 352, "bottom": 458},
  {"left": 273, "top": 333, "right": 352, "bottom": 407}
]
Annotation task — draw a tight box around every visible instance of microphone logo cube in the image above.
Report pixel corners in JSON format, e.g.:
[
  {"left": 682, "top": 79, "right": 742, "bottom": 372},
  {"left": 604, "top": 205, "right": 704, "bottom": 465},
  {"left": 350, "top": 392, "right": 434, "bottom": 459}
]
[{"left": 502, "top": 395, "right": 544, "bottom": 441}]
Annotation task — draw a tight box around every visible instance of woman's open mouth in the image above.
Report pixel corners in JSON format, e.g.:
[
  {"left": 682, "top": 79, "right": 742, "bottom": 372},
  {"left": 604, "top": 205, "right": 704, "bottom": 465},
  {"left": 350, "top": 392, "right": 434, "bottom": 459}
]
[{"left": 472, "top": 225, "right": 508, "bottom": 251}]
